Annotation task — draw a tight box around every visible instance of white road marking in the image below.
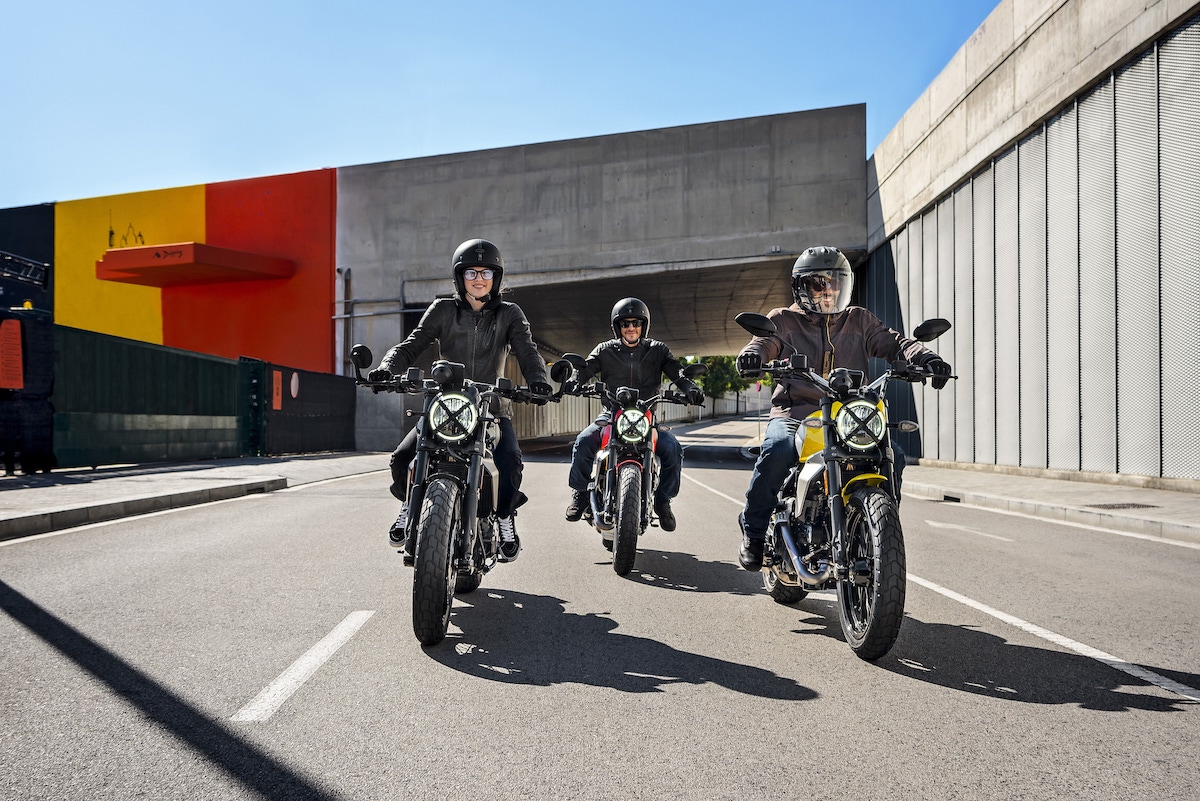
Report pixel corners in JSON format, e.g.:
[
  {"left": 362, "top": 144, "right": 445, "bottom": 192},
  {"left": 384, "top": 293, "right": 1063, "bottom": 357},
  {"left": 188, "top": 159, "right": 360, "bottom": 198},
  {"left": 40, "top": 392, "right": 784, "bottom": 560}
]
[
  {"left": 928, "top": 499, "right": 1200, "bottom": 551},
  {"left": 908, "top": 574, "right": 1200, "bottom": 702},
  {"left": 278, "top": 470, "right": 388, "bottom": 492},
  {"left": 232, "top": 610, "right": 375, "bottom": 722},
  {"left": 685, "top": 471, "right": 1200, "bottom": 702},
  {"left": 924, "top": 519, "right": 1013, "bottom": 542},
  {"left": 682, "top": 472, "right": 743, "bottom": 505}
]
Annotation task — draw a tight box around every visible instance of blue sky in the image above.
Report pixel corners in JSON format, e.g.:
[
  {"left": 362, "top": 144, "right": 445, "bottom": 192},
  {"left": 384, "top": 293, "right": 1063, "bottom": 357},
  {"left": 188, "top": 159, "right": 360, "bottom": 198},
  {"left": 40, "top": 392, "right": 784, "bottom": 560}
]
[{"left": 1, "top": 0, "right": 998, "bottom": 210}]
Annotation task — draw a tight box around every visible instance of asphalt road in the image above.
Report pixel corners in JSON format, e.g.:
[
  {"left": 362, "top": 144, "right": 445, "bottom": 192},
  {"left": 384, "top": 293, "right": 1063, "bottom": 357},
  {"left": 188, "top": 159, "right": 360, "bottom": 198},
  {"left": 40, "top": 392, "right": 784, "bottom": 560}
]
[{"left": 2, "top": 454, "right": 1197, "bottom": 800}]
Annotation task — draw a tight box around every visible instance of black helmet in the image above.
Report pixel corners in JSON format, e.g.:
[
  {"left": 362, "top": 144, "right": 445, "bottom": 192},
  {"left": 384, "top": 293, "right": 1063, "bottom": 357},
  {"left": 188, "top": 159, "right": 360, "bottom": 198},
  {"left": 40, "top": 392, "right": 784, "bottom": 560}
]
[
  {"left": 451, "top": 238, "right": 504, "bottom": 300},
  {"left": 791, "top": 246, "right": 853, "bottom": 315},
  {"left": 610, "top": 297, "right": 651, "bottom": 338}
]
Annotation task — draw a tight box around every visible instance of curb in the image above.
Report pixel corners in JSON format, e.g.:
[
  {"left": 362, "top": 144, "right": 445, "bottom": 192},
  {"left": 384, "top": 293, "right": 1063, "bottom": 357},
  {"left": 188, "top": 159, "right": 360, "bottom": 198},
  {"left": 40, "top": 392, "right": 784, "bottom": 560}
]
[
  {"left": 0, "top": 477, "right": 288, "bottom": 542},
  {"left": 903, "top": 481, "right": 1200, "bottom": 545}
]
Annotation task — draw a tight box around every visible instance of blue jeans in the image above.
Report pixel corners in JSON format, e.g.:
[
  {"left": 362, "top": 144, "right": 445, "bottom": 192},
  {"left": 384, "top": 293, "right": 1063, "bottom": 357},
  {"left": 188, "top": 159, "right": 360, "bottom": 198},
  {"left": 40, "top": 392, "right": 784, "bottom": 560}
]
[
  {"left": 741, "top": 416, "right": 906, "bottom": 540},
  {"left": 568, "top": 415, "right": 683, "bottom": 503},
  {"left": 390, "top": 417, "right": 526, "bottom": 517}
]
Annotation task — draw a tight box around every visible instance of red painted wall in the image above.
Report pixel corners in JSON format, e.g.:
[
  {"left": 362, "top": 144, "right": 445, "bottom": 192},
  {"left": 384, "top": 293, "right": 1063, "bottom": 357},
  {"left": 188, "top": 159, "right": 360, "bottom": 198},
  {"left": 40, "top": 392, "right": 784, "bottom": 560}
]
[{"left": 160, "top": 170, "right": 336, "bottom": 372}]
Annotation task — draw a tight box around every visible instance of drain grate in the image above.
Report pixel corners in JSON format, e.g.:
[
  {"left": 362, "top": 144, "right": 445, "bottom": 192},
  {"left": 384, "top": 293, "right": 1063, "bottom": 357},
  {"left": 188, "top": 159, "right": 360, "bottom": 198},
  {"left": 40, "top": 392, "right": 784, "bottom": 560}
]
[{"left": 1084, "top": 502, "right": 1158, "bottom": 510}]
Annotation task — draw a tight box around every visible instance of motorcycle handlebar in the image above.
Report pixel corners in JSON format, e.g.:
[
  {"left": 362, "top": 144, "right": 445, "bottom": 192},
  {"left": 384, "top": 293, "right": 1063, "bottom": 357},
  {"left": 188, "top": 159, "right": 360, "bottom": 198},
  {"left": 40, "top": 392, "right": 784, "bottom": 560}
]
[{"left": 355, "top": 376, "right": 555, "bottom": 404}]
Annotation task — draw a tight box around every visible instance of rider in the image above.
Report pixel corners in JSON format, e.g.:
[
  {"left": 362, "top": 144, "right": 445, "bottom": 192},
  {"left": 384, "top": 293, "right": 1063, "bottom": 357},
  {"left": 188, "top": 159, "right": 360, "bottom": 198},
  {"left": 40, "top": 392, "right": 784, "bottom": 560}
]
[
  {"left": 563, "top": 297, "right": 705, "bottom": 532},
  {"left": 368, "top": 238, "right": 552, "bottom": 563},
  {"left": 734, "top": 245, "right": 952, "bottom": 570}
]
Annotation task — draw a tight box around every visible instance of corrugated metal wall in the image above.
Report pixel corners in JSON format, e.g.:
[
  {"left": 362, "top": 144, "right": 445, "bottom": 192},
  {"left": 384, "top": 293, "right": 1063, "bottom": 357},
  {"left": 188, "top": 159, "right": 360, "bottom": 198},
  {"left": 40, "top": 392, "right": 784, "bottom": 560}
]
[{"left": 864, "top": 13, "right": 1200, "bottom": 481}]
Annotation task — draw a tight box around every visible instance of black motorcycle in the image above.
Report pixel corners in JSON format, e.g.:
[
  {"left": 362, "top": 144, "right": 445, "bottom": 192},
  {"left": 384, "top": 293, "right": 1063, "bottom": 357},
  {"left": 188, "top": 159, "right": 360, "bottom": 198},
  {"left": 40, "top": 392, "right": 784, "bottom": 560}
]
[
  {"left": 351, "top": 344, "right": 547, "bottom": 646},
  {"left": 734, "top": 314, "right": 952, "bottom": 660},
  {"left": 552, "top": 355, "right": 707, "bottom": 576}
]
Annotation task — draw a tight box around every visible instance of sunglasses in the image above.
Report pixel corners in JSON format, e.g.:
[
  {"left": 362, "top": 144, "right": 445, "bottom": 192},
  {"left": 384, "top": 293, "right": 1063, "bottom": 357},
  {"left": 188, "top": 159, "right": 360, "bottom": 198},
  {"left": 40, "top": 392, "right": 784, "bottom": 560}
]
[
  {"left": 618, "top": 319, "right": 643, "bottom": 329},
  {"left": 462, "top": 268, "right": 495, "bottom": 280}
]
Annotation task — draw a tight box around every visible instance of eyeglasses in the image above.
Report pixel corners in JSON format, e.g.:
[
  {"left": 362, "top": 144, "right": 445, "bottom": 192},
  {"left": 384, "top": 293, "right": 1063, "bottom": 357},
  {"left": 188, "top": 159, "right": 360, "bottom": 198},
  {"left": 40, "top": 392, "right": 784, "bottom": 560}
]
[
  {"left": 462, "top": 268, "right": 495, "bottom": 280},
  {"left": 801, "top": 274, "right": 843, "bottom": 292},
  {"left": 618, "top": 319, "right": 643, "bottom": 329}
]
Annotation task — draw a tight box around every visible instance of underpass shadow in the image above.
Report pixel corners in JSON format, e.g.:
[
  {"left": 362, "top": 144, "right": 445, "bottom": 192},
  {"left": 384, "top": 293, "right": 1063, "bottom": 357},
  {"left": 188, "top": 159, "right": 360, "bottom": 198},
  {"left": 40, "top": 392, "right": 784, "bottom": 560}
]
[
  {"left": 776, "top": 593, "right": 1196, "bottom": 712},
  {"left": 429, "top": 589, "right": 816, "bottom": 701},
  {"left": 0, "top": 579, "right": 343, "bottom": 800}
]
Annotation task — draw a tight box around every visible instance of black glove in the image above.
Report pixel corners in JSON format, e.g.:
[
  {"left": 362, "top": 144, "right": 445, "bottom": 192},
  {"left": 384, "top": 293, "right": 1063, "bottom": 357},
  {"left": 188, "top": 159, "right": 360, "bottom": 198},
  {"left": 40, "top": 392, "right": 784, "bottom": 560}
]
[
  {"left": 737, "top": 352, "right": 763, "bottom": 378},
  {"left": 529, "top": 381, "right": 552, "bottom": 405},
  {"left": 367, "top": 369, "right": 391, "bottom": 382},
  {"left": 687, "top": 386, "right": 705, "bottom": 406},
  {"left": 914, "top": 354, "right": 952, "bottom": 390}
]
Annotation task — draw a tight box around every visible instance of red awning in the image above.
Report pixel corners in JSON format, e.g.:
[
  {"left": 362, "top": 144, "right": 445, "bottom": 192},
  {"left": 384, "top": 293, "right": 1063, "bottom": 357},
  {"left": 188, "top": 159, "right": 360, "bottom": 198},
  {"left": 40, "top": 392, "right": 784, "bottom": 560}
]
[{"left": 96, "top": 242, "right": 295, "bottom": 287}]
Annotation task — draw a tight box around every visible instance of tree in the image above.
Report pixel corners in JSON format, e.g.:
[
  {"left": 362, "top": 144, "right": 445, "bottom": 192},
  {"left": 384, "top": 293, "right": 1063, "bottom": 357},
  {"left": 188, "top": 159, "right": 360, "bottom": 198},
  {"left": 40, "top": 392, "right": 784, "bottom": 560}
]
[{"left": 691, "top": 355, "right": 751, "bottom": 400}]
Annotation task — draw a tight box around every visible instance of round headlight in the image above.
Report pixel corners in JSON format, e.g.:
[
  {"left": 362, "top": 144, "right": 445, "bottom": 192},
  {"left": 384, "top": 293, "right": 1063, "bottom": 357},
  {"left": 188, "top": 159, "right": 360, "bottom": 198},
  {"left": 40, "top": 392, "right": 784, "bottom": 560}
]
[
  {"left": 616, "top": 409, "right": 652, "bottom": 444},
  {"left": 429, "top": 392, "right": 478, "bottom": 443},
  {"left": 835, "top": 399, "right": 885, "bottom": 451}
]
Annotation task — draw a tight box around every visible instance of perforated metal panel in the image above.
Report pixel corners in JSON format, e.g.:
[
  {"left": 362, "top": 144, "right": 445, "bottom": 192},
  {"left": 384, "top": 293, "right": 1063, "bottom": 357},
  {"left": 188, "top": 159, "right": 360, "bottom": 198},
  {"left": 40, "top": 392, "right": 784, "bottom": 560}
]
[
  {"left": 953, "top": 182, "right": 975, "bottom": 462},
  {"left": 972, "top": 167, "right": 997, "bottom": 465},
  {"left": 1046, "top": 103, "right": 1082, "bottom": 471},
  {"left": 1078, "top": 78, "right": 1118, "bottom": 474},
  {"left": 935, "top": 196, "right": 956, "bottom": 460},
  {"left": 994, "top": 148, "right": 1020, "bottom": 467},
  {"left": 1114, "top": 52, "right": 1162, "bottom": 477},
  {"left": 1159, "top": 17, "right": 1200, "bottom": 480},
  {"left": 1017, "top": 130, "right": 1048, "bottom": 468}
]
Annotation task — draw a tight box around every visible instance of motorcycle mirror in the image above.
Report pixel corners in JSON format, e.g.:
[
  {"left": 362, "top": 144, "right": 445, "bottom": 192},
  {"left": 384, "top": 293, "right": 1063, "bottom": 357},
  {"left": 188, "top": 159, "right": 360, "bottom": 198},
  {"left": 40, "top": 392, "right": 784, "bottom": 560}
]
[
  {"left": 350, "top": 344, "right": 374, "bottom": 371},
  {"left": 561, "top": 353, "right": 588, "bottom": 368},
  {"left": 735, "top": 312, "right": 777, "bottom": 338},
  {"left": 550, "top": 359, "right": 573, "bottom": 383},
  {"left": 912, "top": 317, "right": 952, "bottom": 342},
  {"left": 682, "top": 363, "right": 708, "bottom": 379}
]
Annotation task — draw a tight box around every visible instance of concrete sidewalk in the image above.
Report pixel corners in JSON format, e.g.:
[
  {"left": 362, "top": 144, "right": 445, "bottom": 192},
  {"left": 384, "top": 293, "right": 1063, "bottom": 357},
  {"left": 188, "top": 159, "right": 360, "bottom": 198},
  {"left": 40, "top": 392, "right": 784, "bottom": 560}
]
[{"left": 2, "top": 415, "right": 1198, "bottom": 544}]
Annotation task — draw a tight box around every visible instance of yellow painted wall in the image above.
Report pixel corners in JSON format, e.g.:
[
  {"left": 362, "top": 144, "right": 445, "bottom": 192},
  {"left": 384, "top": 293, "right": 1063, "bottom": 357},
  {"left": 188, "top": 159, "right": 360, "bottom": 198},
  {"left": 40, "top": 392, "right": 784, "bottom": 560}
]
[{"left": 55, "top": 186, "right": 205, "bottom": 341}]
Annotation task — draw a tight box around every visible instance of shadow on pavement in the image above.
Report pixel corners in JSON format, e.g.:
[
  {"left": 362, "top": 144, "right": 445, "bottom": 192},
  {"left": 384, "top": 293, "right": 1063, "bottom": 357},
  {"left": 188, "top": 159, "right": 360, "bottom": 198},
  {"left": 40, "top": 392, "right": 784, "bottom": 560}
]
[
  {"left": 428, "top": 589, "right": 817, "bottom": 701},
  {"left": 0, "top": 579, "right": 342, "bottom": 800},
  {"left": 773, "top": 594, "right": 1197, "bottom": 712}
]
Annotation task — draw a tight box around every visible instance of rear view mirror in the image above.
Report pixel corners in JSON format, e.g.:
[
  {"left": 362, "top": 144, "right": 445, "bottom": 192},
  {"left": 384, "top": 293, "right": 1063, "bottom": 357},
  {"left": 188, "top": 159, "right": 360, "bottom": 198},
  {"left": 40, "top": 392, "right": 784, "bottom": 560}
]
[
  {"left": 350, "top": 344, "right": 374, "bottom": 370},
  {"left": 912, "top": 318, "right": 951, "bottom": 342},
  {"left": 735, "top": 312, "right": 777, "bottom": 338},
  {"left": 682, "top": 363, "right": 708, "bottom": 379}
]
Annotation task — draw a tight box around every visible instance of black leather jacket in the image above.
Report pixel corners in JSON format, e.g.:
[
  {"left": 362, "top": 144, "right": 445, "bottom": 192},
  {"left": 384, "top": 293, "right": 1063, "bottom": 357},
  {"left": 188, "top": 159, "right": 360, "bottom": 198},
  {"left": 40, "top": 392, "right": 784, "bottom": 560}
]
[
  {"left": 379, "top": 295, "right": 548, "bottom": 418},
  {"left": 578, "top": 338, "right": 697, "bottom": 408}
]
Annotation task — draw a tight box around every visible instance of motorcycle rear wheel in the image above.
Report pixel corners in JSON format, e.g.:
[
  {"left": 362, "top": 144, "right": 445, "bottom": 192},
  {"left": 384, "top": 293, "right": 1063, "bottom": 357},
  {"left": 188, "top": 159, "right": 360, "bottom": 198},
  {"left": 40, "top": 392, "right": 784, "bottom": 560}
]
[
  {"left": 837, "top": 487, "right": 906, "bottom": 661},
  {"left": 611, "top": 463, "right": 642, "bottom": 576},
  {"left": 412, "top": 477, "right": 459, "bottom": 646},
  {"left": 764, "top": 568, "right": 807, "bottom": 604}
]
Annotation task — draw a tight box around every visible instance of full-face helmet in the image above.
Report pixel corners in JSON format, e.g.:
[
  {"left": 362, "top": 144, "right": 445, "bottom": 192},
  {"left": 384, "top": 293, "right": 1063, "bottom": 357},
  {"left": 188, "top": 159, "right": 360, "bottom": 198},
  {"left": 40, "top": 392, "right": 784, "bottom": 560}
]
[{"left": 791, "top": 246, "right": 853, "bottom": 315}]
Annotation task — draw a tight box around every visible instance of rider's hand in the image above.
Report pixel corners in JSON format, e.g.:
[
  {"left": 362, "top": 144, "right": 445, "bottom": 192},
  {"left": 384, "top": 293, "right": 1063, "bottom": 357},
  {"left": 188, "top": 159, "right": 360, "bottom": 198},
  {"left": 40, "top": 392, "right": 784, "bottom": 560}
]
[
  {"left": 529, "top": 381, "right": 552, "bottom": 405},
  {"left": 687, "top": 386, "right": 705, "bottom": 406},
  {"left": 914, "top": 354, "right": 952, "bottom": 389},
  {"left": 367, "top": 369, "right": 391, "bottom": 383},
  {"left": 737, "top": 352, "right": 763, "bottom": 378}
]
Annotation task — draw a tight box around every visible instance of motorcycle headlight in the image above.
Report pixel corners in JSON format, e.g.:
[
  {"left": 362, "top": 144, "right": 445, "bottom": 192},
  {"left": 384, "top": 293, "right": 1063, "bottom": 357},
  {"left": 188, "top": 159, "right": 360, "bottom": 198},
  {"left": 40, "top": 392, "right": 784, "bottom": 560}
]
[
  {"left": 615, "top": 409, "right": 651, "bottom": 444},
  {"left": 834, "top": 399, "right": 885, "bottom": 451},
  {"left": 428, "top": 392, "right": 478, "bottom": 443}
]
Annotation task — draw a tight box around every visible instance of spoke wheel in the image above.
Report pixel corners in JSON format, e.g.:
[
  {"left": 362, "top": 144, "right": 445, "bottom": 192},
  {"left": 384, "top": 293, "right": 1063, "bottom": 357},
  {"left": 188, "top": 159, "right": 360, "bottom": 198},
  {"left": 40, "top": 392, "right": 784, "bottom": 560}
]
[{"left": 836, "top": 487, "right": 906, "bottom": 661}]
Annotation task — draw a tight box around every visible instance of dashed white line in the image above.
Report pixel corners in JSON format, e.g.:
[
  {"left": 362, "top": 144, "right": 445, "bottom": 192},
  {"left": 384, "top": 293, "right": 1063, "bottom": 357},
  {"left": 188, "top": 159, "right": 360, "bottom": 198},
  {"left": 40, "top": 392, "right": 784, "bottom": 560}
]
[
  {"left": 924, "top": 519, "right": 1013, "bottom": 542},
  {"left": 232, "top": 610, "right": 375, "bottom": 722}
]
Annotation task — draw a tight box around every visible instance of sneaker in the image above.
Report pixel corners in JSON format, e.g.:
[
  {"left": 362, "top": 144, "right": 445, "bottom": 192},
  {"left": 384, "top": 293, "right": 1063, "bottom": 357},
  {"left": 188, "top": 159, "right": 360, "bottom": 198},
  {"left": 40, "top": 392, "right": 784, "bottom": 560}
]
[
  {"left": 738, "top": 535, "right": 765, "bottom": 571},
  {"left": 388, "top": 504, "right": 408, "bottom": 549},
  {"left": 497, "top": 515, "right": 521, "bottom": 562},
  {"left": 565, "top": 490, "right": 588, "bottom": 522},
  {"left": 654, "top": 497, "right": 676, "bottom": 531}
]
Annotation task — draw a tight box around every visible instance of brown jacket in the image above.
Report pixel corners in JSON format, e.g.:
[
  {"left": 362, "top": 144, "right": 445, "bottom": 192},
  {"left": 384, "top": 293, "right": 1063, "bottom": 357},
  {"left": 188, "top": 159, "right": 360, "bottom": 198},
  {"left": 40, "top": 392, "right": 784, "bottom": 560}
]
[{"left": 739, "top": 304, "right": 935, "bottom": 420}]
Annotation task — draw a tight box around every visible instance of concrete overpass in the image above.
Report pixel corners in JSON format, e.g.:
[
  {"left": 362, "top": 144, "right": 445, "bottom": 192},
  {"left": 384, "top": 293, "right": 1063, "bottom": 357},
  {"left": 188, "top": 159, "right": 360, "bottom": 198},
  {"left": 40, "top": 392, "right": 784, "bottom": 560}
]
[{"left": 336, "top": 104, "right": 867, "bottom": 363}]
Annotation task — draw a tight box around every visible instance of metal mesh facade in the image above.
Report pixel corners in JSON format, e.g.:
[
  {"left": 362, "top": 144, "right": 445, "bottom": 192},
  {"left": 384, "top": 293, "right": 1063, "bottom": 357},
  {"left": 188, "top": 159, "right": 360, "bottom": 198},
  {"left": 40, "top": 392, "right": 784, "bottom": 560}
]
[{"left": 864, "top": 13, "right": 1200, "bottom": 480}]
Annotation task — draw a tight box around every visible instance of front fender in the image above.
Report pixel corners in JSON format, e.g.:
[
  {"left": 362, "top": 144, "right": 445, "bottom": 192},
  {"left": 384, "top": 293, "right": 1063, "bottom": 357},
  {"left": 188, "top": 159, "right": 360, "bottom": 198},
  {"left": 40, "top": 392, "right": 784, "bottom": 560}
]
[{"left": 840, "top": 472, "right": 888, "bottom": 504}]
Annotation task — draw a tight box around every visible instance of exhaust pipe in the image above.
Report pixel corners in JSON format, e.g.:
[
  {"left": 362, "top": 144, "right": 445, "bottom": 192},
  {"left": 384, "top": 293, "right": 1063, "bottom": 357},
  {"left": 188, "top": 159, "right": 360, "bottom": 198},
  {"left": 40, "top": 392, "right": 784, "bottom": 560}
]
[{"left": 777, "top": 520, "right": 833, "bottom": 586}]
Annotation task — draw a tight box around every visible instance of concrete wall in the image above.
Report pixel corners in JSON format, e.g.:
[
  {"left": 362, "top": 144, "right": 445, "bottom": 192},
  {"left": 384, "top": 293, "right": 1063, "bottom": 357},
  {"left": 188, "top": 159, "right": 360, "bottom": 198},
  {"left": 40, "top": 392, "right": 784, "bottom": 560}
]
[{"left": 868, "top": 0, "right": 1200, "bottom": 248}]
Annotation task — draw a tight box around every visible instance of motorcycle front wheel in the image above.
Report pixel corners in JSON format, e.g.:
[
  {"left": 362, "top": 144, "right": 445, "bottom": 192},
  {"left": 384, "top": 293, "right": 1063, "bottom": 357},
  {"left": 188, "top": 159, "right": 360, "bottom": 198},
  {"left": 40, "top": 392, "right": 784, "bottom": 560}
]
[
  {"left": 412, "top": 477, "right": 460, "bottom": 646},
  {"left": 611, "top": 463, "right": 642, "bottom": 576},
  {"left": 837, "top": 487, "right": 906, "bottom": 661}
]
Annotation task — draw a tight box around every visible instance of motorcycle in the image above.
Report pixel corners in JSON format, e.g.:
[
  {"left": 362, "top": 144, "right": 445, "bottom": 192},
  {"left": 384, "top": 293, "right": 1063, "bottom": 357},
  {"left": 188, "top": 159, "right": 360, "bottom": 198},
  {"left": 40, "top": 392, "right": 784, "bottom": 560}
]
[
  {"left": 733, "top": 313, "right": 952, "bottom": 660},
  {"left": 350, "top": 344, "right": 549, "bottom": 646},
  {"left": 551, "top": 355, "right": 707, "bottom": 576}
]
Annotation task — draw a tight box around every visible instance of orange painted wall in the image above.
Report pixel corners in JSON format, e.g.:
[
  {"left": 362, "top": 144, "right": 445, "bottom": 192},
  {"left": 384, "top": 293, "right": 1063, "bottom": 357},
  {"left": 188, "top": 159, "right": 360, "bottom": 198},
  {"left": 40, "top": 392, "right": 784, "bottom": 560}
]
[{"left": 160, "top": 170, "right": 336, "bottom": 372}]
